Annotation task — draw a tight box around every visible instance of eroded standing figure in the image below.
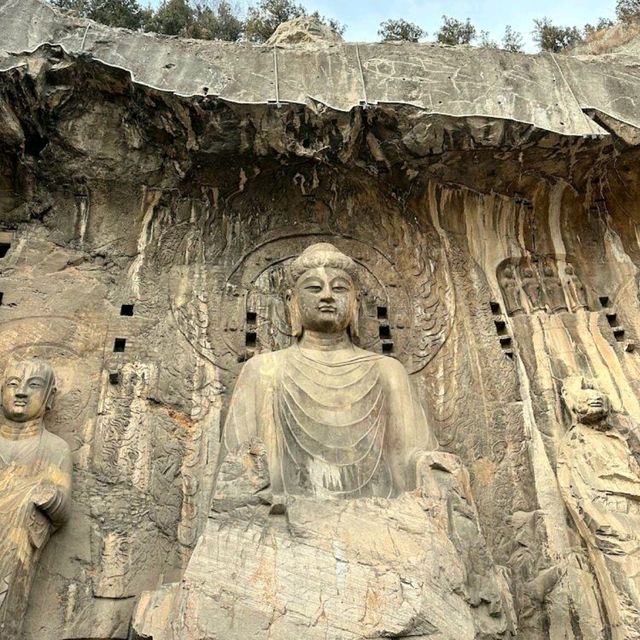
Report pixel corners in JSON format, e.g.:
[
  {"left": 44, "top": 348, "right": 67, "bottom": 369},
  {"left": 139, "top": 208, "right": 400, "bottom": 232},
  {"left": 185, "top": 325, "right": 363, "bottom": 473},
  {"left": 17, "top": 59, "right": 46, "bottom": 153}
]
[
  {"left": 564, "top": 264, "right": 589, "bottom": 312},
  {"left": 0, "top": 359, "right": 72, "bottom": 640},
  {"left": 558, "top": 376, "right": 640, "bottom": 640},
  {"left": 499, "top": 263, "right": 524, "bottom": 316},
  {"left": 541, "top": 260, "right": 568, "bottom": 313},
  {"left": 520, "top": 263, "right": 544, "bottom": 312}
]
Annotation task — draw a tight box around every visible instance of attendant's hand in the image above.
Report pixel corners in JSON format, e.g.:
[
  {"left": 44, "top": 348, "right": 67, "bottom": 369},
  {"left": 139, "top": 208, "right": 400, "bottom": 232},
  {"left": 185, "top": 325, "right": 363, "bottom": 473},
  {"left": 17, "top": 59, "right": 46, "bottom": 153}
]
[{"left": 31, "top": 484, "right": 59, "bottom": 513}]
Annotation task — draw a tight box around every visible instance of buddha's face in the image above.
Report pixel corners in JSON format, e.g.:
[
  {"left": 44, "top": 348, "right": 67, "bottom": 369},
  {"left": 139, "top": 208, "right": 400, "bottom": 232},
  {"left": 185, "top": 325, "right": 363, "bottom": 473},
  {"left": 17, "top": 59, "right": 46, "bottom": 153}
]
[
  {"left": 1, "top": 361, "right": 54, "bottom": 423},
  {"left": 571, "top": 388, "right": 609, "bottom": 426},
  {"left": 294, "top": 267, "right": 357, "bottom": 334}
]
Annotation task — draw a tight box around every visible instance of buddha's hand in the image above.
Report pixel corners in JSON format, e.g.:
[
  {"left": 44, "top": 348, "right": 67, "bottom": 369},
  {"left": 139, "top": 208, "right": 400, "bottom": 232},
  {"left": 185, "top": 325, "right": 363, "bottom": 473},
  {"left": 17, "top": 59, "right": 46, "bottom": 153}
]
[
  {"left": 414, "top": 450, "right": 466, "bottom": 486},
  {"left": 30, "top": 484, "right": 59, "bottom": 512}
]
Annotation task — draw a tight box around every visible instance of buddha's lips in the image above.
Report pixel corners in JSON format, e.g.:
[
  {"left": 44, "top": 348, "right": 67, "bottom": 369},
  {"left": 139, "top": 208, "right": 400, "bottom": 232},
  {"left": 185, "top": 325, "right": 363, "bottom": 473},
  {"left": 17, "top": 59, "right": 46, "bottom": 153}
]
[{"left": 318, "top": 306, "right": 336, "bottom": 312}]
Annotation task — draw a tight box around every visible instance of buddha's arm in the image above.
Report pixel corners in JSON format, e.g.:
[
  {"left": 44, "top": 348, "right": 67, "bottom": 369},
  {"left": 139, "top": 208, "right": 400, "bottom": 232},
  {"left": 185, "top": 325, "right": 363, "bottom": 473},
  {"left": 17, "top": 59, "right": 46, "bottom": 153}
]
[
  {"left": 380, "top": 358, "right": 437, "bottom": 492},
  {"left": 219, "top": 357, "right": 263, "bottom": 464}
]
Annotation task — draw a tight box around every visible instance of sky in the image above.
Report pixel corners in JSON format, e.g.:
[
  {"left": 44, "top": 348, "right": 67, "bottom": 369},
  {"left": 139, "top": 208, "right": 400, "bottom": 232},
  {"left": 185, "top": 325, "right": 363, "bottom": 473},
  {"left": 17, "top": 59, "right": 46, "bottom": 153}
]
[{"left": 149, "top": 0, "right": 618, "bottom": 52}]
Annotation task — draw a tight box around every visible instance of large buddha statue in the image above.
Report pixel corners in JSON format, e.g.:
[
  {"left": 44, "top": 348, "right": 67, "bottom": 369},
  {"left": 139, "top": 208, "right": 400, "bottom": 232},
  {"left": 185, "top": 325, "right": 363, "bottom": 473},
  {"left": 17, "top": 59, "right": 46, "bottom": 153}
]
[
  {"left": 0, "top": 359, "right": 72, "bottom": 640},
  {"left": 132, "top": 244, "right": 512, "bottom": 640},
  {"left": 219, "top": 242, "right": 437, "bottom": 499}
]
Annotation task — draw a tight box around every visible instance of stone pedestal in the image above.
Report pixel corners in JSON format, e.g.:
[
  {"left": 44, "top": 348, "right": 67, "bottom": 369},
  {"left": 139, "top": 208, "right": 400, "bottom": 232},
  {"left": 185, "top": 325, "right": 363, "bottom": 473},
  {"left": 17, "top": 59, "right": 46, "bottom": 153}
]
[{"left": 133, "top": 492, "right": 512, "bottom": 640}]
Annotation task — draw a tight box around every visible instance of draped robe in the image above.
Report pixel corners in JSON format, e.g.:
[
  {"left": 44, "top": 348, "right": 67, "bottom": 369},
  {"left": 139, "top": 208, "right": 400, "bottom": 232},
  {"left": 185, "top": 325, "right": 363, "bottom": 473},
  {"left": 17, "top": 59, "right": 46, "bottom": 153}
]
[
  {"left": 558, "top": 421, "right": 640, "bottom": 639},
  {"left": 0, "top": 428, "right": 72, "bottom": 640},
  {"left": 220, "top": 345, "right": 436, "bottom": 498}
]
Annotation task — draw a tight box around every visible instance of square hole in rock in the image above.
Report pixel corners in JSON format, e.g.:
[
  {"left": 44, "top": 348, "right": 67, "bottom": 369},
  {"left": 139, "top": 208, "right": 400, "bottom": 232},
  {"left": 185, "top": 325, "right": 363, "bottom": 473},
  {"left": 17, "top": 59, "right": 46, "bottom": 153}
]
[
  {"left": 614, "top": 329, "right": 625, "bottom": 342},
  {"left": 120, "top": 304, "right": 134, "bottom": 317},
  {"left": 599, "top": 296, "right": 610, "bottom": 308},
  {"left": 606, "top": 313, "right": 618, "bottom": 326},
  {"left": 382, "top": 342, "right": 394, "bottom": 354},
  {"left": 0, "top": 243, "right": 10, "bottom": 258},
  {"left": 377, "top": 306, "right": 388, "bottom": 320},
  {"left": 490, "top": 301, "right": 502, "bottom": 315},
  {"left": 500, "top": 336, "right": 513, "bottom": 348},
  {"left": 113, "top": 338, "right": 126, "bottom": 353},
  {"left": 246, "top": 311, "right": 257, "bottom": 323},
  {"left": 379, "top": 325, "right": 391, "bottom": 339},
  {"left": 494, "top": 320, "right": 507, "bottom": 335},
  {"left": 0, "top": 292, "right": 3, "bottom": 305},
  {"left": 245, "top": 331, "right": 257, "bottom": 348}
]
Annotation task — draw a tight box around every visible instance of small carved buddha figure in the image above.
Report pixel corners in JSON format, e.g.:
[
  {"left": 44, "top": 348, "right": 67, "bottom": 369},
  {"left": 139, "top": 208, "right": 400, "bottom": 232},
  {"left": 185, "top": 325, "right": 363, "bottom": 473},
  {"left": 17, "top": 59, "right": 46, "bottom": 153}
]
[
  {"left": 218, "top": 243, "right": 437, "bottom": 499},
  {"left": 498, "top": 263, "right": 523, "bottom": 316},
  {"left": 541, "top": 260, "right": 568, "bottom": 313},
  {"left": 0, "top": 359, "right": 72, "bottom": 640},
  {"left": 557, "top": 377, "right": 640, "bottom": 640},
  {"left": 564, "top": 264, "right": 589, "bottom": 312},
  {"left": 520, "top": 263, "right": 544, "bottom": 312}
]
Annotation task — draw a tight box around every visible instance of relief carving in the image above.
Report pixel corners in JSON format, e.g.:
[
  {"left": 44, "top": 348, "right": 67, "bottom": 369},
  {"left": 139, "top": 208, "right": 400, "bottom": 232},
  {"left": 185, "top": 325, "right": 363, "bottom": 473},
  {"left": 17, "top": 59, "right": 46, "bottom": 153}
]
[
  {"left": 498, "top": 257, "right": 589, "bottom": 316},
  {"left": 134, "top": 243, "right": 513, "bottom": 640},
  {"left": 0, "top": 359, "right": 72, "bottom": 640},
  {"left": 219, "top": 242, "right": 438, "bottom": 498},
  {"left": 558, "top": 376, "right": 640, "bottom": 640}
]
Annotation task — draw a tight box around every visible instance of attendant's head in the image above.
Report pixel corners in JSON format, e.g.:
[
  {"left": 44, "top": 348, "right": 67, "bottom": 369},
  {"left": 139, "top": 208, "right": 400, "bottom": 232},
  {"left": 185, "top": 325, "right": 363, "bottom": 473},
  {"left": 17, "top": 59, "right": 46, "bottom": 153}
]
[
  {"left": 1, "top": 359, "right": 57, "bottom": 423},
  {"left": 287, "top": 243, "right": 359, "bottom": 338},
  {"left": 562, "top": 376, "right": 610, "bottom": 427}
]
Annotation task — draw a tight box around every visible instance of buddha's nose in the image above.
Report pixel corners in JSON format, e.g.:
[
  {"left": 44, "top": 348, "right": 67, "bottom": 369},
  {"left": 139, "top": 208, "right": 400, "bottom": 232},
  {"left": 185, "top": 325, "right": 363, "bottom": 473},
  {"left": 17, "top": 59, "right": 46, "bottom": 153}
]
[{"left": 320, "top": 285, "right": 333, "bottom": 300}]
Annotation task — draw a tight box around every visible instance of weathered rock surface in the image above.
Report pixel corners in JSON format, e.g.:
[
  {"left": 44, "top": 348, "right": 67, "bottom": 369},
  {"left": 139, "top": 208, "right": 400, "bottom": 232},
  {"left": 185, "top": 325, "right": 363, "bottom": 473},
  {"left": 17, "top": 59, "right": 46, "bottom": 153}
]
[
  {"left": 2, "top": 1, "right": 640, "bottom": 639},
  {"left": 133, "top": 496, "right": 504, "bottom": 640}
]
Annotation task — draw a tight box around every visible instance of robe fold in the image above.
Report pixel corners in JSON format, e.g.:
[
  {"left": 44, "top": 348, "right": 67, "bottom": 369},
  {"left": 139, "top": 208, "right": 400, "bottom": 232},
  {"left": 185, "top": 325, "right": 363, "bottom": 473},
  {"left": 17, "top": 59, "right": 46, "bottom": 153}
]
[
  {"left": 0, "top": 429, "right": 72, "bottom": 640},
  {"left": 220, "top": 345, "right": 436, "bottom": 498}
]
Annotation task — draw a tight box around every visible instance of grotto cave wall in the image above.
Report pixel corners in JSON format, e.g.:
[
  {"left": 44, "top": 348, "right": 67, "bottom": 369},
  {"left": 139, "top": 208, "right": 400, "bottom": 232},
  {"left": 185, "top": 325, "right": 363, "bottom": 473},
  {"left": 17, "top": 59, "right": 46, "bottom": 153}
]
[{"left": 2, "top": 1, "right": 640, "bottom": 638}]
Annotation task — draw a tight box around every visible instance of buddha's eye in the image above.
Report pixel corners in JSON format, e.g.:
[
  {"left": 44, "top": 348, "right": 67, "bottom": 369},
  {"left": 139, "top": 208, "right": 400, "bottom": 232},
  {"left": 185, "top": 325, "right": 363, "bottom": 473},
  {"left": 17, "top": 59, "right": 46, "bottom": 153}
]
[
  {"left": 6, "top": 380, "right": 18, "bottom": 387},
  {"left": 304, "top": 285, "right": 322, "bottom": 293},
  {"left": 333, "top": 286, "right": 348, "bottom": 293}
]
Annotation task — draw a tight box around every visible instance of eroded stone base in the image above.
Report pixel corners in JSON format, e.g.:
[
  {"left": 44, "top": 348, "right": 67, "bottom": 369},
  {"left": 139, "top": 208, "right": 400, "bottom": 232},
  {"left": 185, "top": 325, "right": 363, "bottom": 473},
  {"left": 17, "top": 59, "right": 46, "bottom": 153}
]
[{"left": 133, "top": 494, "right": 511, "bottom": 640}]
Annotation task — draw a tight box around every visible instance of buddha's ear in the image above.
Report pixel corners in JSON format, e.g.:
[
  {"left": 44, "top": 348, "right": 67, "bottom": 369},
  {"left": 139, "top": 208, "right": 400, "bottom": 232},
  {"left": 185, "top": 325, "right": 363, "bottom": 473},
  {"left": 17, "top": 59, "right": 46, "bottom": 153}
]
[
  {"left": 286, "top": 290, "right": 303, "bottom": 338},
  {"left": 349, "top": 294, "right": 361, "bottom": 341},
  {"left": 45, "top": 386, "right": 57, "bottom": 411}
]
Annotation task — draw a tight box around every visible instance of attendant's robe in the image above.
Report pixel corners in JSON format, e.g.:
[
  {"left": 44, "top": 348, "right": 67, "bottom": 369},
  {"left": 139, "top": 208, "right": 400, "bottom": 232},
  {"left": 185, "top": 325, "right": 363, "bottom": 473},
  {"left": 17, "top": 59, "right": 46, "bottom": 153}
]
[
  {"left": 558, "top": 421, "right": 640, "bottom": 640},
  {"left": 0, "top": 429, "right": 72, "bottom": 640},
  {"left": 220, "top": 344, "right": 437, "bottom": 498}
]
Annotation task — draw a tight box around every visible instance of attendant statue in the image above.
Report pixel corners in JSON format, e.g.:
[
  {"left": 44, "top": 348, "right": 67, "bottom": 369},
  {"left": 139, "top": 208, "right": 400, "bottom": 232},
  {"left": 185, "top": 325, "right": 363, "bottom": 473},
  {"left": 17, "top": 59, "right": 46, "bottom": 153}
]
[
  {"left": 558, "top": 377, "right": 640, "bottom": 640},
  {"left": 219, "top": 243, "right": 437, "bottom": 499},
  {"left": 564, "top": 264, "right": 589, "bottom": 312},
  {"left": 0, "top": 359, "right": 72, "bottom": 640},
  {"left": 520, "top": 263, "right": 544, "bottom": 312},
  {"left": 541, "top": 261, "right": 568, "bottom": 313},
  {"left": 499, "top": 264, "right": 524, "bottom": 316}
]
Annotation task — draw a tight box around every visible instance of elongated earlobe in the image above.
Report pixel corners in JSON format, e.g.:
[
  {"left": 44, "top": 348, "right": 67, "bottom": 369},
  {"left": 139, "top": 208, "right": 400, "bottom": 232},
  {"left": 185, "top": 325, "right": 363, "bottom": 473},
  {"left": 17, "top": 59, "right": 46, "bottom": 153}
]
[
  {"left": 287, "top": 292, "right": 303, "bottom": 338},
  {"left": 45, "top": 386, "right": 57, "bottom": 411},
  {"left": 349, "top": 298, "right": 361, "bottom": 341}
]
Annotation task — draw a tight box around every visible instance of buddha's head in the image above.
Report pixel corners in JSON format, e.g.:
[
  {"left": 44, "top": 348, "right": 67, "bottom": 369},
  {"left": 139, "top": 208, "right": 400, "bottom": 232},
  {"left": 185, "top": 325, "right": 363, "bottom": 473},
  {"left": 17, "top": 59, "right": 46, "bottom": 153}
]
[
  {"left": 562, "top": 376, "right": 610, "bottom": 427},
  {"left": 1, "top": 358, "right": 57, "bottom": 423},
  {"left": 287, "top": 243, "right": 360, "bottom": 338}
]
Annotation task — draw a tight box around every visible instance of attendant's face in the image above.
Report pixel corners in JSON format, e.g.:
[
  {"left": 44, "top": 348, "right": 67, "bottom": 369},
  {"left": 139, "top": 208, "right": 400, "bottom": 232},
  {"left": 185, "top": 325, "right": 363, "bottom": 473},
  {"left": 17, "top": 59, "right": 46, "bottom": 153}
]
[
  {"left": 572, "top": 388, "right": 609, "bottom": 425},
  {"left": 1, "top": 362, "right": 52, "bottom": 422},
  {"left": 294, "top": 267, "right": 356, "bottom": 334}
]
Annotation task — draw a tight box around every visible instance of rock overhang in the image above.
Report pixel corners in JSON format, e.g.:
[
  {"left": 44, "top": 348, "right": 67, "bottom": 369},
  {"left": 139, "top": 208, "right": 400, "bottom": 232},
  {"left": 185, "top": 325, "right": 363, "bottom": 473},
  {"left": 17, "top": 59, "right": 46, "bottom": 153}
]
[{"left": 1, "top": 0, "right": 639, "bottom": 141}]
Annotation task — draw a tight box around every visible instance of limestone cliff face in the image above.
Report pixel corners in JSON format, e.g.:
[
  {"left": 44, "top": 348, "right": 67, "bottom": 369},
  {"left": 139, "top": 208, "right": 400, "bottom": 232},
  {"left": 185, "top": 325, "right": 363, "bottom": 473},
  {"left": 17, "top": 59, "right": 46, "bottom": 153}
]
[{"left": 2, "top": 1, "right": 640, "bottom": 639}]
